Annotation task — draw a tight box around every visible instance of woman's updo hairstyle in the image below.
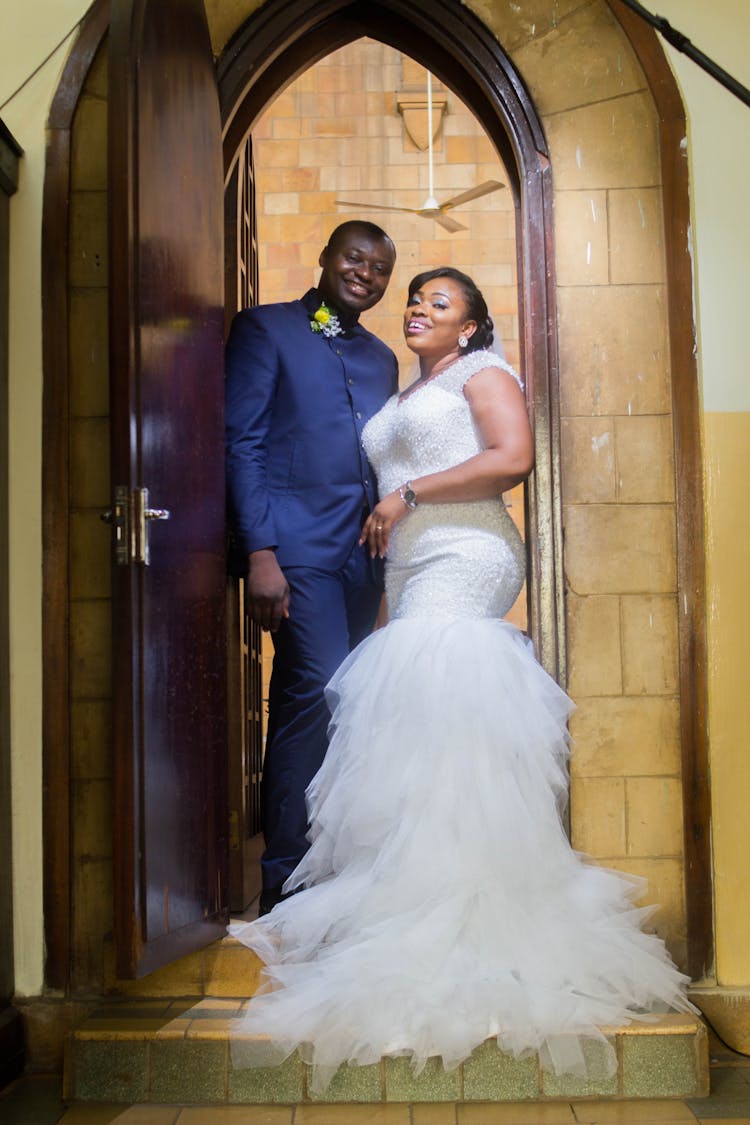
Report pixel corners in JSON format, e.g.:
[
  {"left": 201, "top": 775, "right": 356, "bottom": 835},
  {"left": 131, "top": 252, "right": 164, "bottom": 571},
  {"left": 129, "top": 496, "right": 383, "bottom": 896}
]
[{"left": 407, "top": 266, "right": 494, "bottom": 354}]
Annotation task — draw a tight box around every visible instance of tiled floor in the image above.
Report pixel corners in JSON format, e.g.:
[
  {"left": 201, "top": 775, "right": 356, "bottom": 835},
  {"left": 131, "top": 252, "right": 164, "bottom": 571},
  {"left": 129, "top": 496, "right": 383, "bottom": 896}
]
[{"left": 3, "top": 1035, "right": 750, "bottom": 1125}]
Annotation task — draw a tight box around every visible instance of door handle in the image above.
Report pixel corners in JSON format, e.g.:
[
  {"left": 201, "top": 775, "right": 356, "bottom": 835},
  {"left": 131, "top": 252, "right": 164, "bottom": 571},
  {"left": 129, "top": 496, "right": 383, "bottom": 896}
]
[
  {"left": 136, "top": 487, "right": 170, "bottom": 565},
  {"left": 102, "top": 486, "right": 170, "bottom": 565}
]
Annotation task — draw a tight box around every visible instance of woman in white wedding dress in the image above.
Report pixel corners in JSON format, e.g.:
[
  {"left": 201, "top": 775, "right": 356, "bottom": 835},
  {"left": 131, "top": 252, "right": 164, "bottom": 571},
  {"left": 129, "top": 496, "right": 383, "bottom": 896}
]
[{"left": 230, "top": 267, "right": 693, "bottom": 1091}]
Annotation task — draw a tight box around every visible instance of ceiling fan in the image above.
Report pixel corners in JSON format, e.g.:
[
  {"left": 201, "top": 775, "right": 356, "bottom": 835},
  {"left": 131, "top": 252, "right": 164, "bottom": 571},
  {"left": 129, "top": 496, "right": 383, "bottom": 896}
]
[{"left": 335, "top": 71, "right": 505, "bottom": 233}]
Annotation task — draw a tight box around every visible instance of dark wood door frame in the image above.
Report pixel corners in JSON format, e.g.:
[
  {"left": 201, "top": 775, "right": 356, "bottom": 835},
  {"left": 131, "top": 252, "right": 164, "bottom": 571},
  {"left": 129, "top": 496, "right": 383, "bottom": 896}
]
[
  {"left": 225, "top": 138, "right": 265, "bottom": 912},
  {"left": 40, "top": 0, "right": 711, "bottom": 991},
  {"left": 41, "top": 0, "right": 110, "bottom": 993}
]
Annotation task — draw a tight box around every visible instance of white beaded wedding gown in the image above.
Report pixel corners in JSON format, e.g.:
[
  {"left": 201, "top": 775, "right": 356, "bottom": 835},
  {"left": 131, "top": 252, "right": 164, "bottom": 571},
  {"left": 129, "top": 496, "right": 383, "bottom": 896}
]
[{"left": 230, "top": 349, "right": 693, "bottom": 1092}]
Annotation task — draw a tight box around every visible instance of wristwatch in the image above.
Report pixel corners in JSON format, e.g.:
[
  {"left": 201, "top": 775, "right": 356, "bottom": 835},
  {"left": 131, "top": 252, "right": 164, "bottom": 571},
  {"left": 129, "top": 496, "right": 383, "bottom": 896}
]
[{"left": 399, "top": 481, "right": 418, "bottom": 510}]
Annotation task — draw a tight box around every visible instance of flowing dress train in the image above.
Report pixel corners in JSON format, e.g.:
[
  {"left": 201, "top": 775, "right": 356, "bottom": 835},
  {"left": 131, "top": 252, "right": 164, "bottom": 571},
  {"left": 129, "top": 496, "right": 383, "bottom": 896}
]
[{"left": 230, "top": 349, "right": 694, "bottom": 1092}]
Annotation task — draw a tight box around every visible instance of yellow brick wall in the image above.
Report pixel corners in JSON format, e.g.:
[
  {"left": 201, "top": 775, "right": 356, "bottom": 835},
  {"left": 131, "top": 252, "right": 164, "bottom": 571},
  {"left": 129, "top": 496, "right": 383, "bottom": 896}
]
[
  {"left": 252, "top": 40, "right": 527, "bottom": 632},
  {"left": 253, "top": 40, "right": 519, "bottom": 379},
  {"left": 510, "top": 3, "right": 686, "bottom": 962}
]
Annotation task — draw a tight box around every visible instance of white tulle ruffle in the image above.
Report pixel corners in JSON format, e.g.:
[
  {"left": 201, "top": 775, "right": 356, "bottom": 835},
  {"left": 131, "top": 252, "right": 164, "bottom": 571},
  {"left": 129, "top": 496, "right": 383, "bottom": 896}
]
[{"left": 230, "top": 616, "right": 694, "bottom": 1092}]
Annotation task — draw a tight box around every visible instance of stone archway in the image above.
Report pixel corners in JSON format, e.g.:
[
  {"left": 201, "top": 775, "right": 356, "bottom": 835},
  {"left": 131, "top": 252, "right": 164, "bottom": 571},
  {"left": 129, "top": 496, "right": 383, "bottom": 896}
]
[{"left": 40, "top": 0, "right": 709, "bottom": 1004}]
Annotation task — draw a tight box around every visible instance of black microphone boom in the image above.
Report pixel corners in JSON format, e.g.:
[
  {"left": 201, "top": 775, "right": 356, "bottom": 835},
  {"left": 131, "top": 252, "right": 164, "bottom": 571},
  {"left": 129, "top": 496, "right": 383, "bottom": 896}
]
[{"left": 616, "top": 0, "right": 750, "bottom": 108}]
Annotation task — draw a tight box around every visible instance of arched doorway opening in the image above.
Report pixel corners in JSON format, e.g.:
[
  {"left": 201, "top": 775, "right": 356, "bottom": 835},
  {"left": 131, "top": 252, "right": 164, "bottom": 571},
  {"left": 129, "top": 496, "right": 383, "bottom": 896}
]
[
  {"left": 218, "top": 1, "right": 564, "bottom": 918},
  {"left": 224, "top": 35, "right": 533, "bottom": 911}
]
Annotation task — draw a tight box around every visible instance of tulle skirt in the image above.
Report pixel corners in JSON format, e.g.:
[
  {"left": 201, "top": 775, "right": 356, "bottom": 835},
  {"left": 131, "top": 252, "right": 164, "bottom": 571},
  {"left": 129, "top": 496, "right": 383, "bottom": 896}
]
[{"left": 230, "top": 617, "right": 694, "bottom": 1092}]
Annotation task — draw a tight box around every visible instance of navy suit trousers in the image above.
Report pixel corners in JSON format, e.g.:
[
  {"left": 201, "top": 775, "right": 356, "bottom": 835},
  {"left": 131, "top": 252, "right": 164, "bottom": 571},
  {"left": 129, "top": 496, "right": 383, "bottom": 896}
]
[{"left": 260, "top": 541, "right": 382, "bottom": 892}]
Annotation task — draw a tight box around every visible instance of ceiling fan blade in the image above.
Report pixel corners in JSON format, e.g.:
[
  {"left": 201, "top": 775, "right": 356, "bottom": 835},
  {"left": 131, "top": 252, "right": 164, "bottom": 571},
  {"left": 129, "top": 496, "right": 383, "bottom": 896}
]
[
  {"left": 336, "top": 200, "right": 467, "bottom": 232},
  {"left": 420, "top": 210, "right": 467, "bottom": 233},
  {"left": 335, "top": 199, "right": 419, "bottom": 214},
  {"left": 439, "top": 180, "right": 506, "bottom": 211}
]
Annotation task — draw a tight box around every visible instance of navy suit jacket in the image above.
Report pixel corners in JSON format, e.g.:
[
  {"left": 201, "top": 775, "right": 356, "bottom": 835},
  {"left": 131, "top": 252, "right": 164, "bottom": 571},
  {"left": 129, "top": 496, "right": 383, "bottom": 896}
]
[{"left": 226, "top": 290, "right": 399, "bottom": 571}]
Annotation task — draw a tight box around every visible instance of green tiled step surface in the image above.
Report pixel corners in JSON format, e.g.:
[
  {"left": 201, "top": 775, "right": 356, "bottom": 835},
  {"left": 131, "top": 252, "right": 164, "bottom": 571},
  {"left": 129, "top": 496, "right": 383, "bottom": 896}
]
[{"left": 65, "top": 1002, "right": 708, "bottom": 1105}]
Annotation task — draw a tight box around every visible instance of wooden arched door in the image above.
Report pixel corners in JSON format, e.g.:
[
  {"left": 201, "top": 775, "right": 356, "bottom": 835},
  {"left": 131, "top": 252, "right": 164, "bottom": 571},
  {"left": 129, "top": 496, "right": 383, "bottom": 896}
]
[{"left": 108, "top": 0, "right": 228, "bottom": 977}]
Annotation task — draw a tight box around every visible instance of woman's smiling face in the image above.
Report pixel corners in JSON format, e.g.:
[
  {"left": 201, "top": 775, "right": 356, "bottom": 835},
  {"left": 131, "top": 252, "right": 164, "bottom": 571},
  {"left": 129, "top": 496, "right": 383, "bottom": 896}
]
[{"left": 403, "top": 276, "right": 476, "bottom": 358}]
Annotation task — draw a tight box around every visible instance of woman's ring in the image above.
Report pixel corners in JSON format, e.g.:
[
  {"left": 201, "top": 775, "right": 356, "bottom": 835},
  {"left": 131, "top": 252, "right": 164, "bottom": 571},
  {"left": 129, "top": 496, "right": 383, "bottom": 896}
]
[{"left": 376, "top": 523, "right": 384, "bottom": 530}]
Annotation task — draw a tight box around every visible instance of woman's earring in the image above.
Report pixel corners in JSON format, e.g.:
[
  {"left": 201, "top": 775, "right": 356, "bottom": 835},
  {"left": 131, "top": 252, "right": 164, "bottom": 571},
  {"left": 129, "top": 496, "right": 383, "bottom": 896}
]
[{"left": 458, "top": 334, "right": 468, "bottom": 349}]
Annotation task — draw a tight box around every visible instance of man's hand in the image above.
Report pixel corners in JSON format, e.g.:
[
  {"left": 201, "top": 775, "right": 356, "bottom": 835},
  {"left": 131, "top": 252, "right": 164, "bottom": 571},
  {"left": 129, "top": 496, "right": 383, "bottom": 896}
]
[{"left": 246, "top": 549, "right": 290, "bottom": 632}]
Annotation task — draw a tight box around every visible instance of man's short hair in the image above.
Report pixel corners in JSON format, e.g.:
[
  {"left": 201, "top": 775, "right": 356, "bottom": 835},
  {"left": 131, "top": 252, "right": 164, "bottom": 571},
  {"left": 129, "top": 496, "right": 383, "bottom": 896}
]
[{"left": 326, "top": 220, "right": 396, "bottom": 260}]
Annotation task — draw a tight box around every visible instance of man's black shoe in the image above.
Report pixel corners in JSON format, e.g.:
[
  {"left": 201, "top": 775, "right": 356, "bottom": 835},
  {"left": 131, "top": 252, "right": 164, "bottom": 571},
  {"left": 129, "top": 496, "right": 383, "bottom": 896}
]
[{"left": 258, "top": 887, "right": 282, "bottom": 916}]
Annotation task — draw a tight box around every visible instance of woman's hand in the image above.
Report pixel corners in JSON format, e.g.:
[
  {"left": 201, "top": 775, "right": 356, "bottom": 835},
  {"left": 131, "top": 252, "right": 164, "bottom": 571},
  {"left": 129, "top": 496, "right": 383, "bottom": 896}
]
[{"left": 359, "top": 491, "right": 410, "bottom": 557}]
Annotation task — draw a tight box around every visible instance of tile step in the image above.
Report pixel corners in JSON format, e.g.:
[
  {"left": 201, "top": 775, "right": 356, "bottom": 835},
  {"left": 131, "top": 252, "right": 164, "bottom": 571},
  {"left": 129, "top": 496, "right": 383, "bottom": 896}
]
[
  {"left": 65, "top": 1004, "right": 709, "bottom": 1105},
  {"left": 106, "top": 936, "right": 264, "bottom": 1000}
]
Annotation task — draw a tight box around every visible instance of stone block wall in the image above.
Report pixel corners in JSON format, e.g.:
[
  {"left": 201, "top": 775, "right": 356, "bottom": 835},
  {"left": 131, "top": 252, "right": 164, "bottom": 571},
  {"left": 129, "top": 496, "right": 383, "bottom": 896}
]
[{"left": 510, "top": 1, "right": 686, "bottom": 963}]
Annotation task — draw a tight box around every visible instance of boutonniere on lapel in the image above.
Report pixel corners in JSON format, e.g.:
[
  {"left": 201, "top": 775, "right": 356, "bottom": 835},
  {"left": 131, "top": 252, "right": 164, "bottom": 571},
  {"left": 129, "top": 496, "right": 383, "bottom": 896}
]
[{"left": 310, "top": 302, "right": 343, "bottom": 338}]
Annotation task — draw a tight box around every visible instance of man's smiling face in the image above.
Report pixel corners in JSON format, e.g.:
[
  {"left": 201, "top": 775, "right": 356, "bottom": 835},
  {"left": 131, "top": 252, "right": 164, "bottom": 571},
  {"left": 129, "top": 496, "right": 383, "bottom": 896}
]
[{"left": 317, "top": 226, "right": 396, "bottom": 318}]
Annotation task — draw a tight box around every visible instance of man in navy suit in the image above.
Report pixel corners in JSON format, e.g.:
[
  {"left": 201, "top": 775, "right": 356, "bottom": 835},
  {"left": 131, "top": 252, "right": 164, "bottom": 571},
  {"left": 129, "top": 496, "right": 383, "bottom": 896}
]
[{"left": 226, "top": 221, "right": 398, "bottom": 914}]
